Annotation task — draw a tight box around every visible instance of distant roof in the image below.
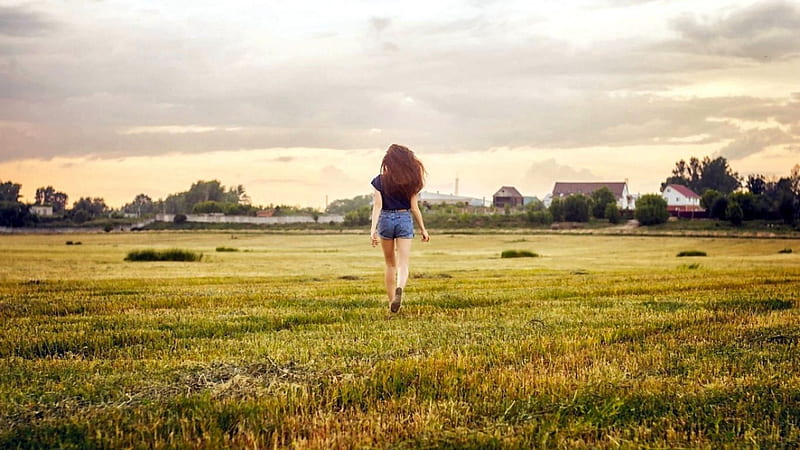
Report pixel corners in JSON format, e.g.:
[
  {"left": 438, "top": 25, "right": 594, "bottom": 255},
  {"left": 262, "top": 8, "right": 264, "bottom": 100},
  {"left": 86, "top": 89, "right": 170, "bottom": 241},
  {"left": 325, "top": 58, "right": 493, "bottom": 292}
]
[
  {"left": 419, "top": 191, "right": 478, "bottom": 202},
  {"left": 665, "top": 184, "right": 700, "bottom": 199},
  {"left": 552, "top": 182, "right": 627, "bottom": 198},
  {"left": 419, "top": 191, "right": 484, "bottom": 206},
  {"left": 493, "top": 186, "right": 523, "bottom": 198}
]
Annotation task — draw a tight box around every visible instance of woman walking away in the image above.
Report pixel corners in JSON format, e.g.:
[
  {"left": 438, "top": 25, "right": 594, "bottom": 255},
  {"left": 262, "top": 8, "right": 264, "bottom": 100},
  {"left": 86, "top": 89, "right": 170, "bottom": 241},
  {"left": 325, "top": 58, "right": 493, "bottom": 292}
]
[{"left": 370, "top": 144, "right": 430, "bottom": 313}]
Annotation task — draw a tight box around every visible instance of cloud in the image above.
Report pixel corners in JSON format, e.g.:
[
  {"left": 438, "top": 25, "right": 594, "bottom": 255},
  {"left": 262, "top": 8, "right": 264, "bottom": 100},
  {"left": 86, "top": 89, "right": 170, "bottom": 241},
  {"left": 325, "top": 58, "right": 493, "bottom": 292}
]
[
  {"left": 669, "top": 0, "right": 800, "bottom": 60},
  {"left": 522, "top": 159, "right": 599, "bottom": 195},
  {"left": 0, "top": 5, "right": 54, "bottom": 37},
  {"left": 717, "top": 128, "right": 797, "bottom": 160},
  {"left": 0, "top": 1, "right": 798, "bottom": 167}
]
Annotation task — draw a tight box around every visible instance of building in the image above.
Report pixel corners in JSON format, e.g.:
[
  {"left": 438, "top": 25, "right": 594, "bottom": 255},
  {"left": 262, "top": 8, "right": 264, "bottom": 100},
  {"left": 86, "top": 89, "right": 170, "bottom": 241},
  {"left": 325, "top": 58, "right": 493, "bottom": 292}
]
[
  {"left": 547, "top": 181, "right": 636, "bottom": 210},
  {"left": 662, "top": 184, "right": 702, "bottom": 213},
  {"left": 419, "top": 191, "right": 485, "bottom": 207},
  {"left": 493, "top": 186, "right": 524, "bottom": 208},
  {"left": 30, "top": 205, "right": 54, "bottom": 217}
]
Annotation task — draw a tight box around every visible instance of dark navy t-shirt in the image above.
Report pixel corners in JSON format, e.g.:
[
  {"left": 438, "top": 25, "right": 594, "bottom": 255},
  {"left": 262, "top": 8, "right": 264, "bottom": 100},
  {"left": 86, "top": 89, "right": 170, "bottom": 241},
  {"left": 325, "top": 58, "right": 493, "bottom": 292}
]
[{"left": 371, "top": 175, "right": 411, "bottom": 210}]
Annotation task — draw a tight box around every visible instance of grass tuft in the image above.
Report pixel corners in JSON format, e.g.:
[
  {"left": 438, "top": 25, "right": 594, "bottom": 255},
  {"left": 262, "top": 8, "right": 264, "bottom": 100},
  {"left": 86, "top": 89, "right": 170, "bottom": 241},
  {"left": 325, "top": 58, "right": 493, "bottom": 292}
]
[
  {"left": 124, "top": 249, "right": 202, "bottom": 262},
  {"left": 778, "top": 248, "right": 793, "bottom": 254},
  {"left": 65, "top": 241, "right": 82, "bottom": 245},
  {"left": 215, "top": 247, "right": 239, "bottom": 252},
  {"left": 677, "top": 250, "right": 707, "bottom": 257},
  {"left": 501, "top": 250, "right": 539, "bottom": 258}
]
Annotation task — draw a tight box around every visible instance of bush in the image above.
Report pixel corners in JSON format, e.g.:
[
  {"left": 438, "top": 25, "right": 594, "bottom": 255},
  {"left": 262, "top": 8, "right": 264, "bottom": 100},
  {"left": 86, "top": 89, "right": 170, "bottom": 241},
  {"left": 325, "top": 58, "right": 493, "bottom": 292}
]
[
  {"left": 125, "top": 249, "right": 202, "bottom": 262},
  {"left": 710, "top": 196, "right": 729, "bottom": 220},
  {"left": 591, "top": 187, "right": 616, "bottom": 219},
  {"left": 501, "top": 250, "right": 539, "bottom": 258},
  {"left": 0, "top": 201, "right": 35, "bottom": 227},
  {"left": 173, "top": 214, "right": 187, "bottom": 224},
  {"left": 677, "top": 250, "right": 707, "bottom": 257},
  {"left": 548, "top": 198, "right": 564, "bottom": 222},
  {"left": 71, "top": 209, "right": 90, "bottom": 224},
  {"left": 635, "top": 194, "right": 669, "bottom": 225},
  {"left": 778, "top": 248, "right": 793, "bottom": 254},
  {"left": 526, "top": 210, "right": 553, "bottom": 226},
  {"left": 605, "top": 203, "right": 621, "bottom": 224},
  {"left": 215, "top": 247, "right": 239, "bottom": 252},
  {"left": 563, "top": 195, "right": 589, "bottom": 222},
  {"left": 726, "top": 201, "right": 743, "bottom": 226},
  {"left": 192, "top": 201, "right": 225, "bottom": 214},
  {"left": 344, "top": 206, "right": 371, "bottom": 226}
]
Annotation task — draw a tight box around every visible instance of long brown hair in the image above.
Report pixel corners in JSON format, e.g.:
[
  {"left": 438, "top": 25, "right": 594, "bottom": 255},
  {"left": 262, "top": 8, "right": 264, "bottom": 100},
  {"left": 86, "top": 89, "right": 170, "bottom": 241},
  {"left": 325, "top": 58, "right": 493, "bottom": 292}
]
[{"left": 381, "top": 144, "right": 425, "bottom": 201}]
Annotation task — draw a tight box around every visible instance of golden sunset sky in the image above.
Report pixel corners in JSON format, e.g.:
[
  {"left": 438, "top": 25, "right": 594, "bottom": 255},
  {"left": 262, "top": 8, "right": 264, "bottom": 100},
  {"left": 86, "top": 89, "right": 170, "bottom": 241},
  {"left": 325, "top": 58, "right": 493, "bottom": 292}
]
[{"left": 1, "top": 0, "right": 798, "bottom": 208}]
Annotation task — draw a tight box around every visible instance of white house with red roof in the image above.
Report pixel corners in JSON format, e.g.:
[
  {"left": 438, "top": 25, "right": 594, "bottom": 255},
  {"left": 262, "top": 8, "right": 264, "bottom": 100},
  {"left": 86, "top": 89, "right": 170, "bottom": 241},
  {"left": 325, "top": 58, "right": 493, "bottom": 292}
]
[{"left": 662, "top": 184, "right": 702, "bottom": 212}]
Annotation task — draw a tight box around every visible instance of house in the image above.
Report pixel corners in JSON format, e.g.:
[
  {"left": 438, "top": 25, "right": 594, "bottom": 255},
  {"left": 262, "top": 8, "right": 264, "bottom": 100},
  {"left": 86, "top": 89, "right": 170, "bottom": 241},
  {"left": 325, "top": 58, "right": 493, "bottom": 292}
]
[
  {"left": 548, "top": 181, "right": 636, "bottom": 210},
  {"left": 493, "top": 186, "right": 524, "bottom": 208},
  {"left": 419, "top": 191, "right": 484, "bottom": 207},
  {"left": 30, "top": 205, "right": 53, "bottom": 217},
  {"left": 662, "top": 184, "right": 702, "bottom": 213}
]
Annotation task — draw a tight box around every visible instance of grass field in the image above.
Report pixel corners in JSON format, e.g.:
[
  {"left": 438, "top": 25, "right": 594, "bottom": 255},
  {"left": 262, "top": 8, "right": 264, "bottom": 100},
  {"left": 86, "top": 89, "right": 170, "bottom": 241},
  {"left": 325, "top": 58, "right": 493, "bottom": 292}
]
[{"left": 1, "top": 231, "right": 799, "bottom": 448}]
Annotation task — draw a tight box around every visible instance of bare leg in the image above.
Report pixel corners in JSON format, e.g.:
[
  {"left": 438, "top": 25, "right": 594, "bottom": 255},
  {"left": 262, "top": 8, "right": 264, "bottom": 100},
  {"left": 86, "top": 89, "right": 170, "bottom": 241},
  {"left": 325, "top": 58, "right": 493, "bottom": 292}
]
[
  {"left": 395, "top": 238, "right": 412, "bottom": 289},
  {"left": 380, "top": 238, "right": 397, "bottom": 304}
]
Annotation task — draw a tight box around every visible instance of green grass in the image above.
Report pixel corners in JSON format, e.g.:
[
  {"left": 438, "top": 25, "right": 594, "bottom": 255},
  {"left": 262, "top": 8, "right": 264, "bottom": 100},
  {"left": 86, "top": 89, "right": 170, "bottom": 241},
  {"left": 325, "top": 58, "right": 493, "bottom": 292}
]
[
  {"left": 124, "top": 248, "right": 203, "bottom": 262},
  {"left": 501, "top": 249, "right": 539, "bottom": 258},
  {"left": 0, "top": 233, "right": 799, "bottom": 447},
  {"left": 215, "top": 246, "right": 239, "bottom": 252},
  {"left": 677, "top": 250, "right": 707, "bottom": 257}
]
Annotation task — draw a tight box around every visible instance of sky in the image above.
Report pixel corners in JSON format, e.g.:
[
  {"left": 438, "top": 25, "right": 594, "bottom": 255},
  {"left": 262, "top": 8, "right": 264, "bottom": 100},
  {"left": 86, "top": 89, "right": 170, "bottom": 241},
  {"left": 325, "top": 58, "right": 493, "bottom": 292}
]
[{"left": 1, "top": 0, "right": 799, "bottom": 208}]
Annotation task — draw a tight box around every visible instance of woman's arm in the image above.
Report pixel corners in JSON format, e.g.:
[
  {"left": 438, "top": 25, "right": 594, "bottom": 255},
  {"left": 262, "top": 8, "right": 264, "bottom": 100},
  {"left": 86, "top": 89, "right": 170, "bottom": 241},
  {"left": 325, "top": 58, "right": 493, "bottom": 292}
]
[
  {"left": 409, "top": 193, "right": 430, "bottom": 242},
  {"left": 370, "top": 189, "right": 382, "bottom": 247}
]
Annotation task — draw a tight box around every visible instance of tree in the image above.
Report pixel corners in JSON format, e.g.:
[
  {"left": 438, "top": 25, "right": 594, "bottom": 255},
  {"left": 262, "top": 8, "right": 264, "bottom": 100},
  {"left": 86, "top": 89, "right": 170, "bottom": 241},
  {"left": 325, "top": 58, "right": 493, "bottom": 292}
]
[
  {"left": 71, "top": 197, "right": 108, "bottom": 221},
  {"left": 726, "top": 201, "right": 743, "bottom": 226},
  {"left": 591, "top": 187, "right": 616, "bottom": 219},
  {"left": 0, "top": 201, "right": 34, "bottom": 227},
  {"left": 701, "top": 189, "right": 722, "bottom": 211},
  {"left": 728, "top": 192, "right": 758, "bottom": 221},
  {"left": 662, "top": 156, "right": 740, "bottom": 194},
  {"left": 710, "top": 196, "right": 729, "bottom": 220},
  {"left": 123, "top": 193, "right": 154, "bottom": 217},
  {"left": 326, "top": 195, "right": 372, "bottom": 215},
  {"left": 605, "top": 203, "right": 621, "bottom": 224},
  {"left": 563, "top": 194, "right": 589, "bottom": 222},
  {"left": 661, "top": 157, "right": 702, "bottom": 192},
  {"left": 746, "top": 174, "right": 767, "bottom": 195},
  {"left": 344, "top": 206, "right": 371, "bottom": 226},
  {"left": 0, "top": 180, "right": 22, "bottom": 202},
  {"left": 35, "top": 186, "right": 69, "bottom": 213},
  {"left": 185, "top": 180, "right": 226, "bottom": 206},
  {"left": 698, "top": 156, "right": 740, "bottom": 194},
  {"left": 193, "top": 201, "right": 225, "bottom": 214},
  {"left": 773, "top": 178, "right": 798, "bottom": 225},
  {"left": 548, "top": 197, "right": 565, "bottom": 222},
  {"left": 635, "top": 194, "right": 668, "bottom": 225}
]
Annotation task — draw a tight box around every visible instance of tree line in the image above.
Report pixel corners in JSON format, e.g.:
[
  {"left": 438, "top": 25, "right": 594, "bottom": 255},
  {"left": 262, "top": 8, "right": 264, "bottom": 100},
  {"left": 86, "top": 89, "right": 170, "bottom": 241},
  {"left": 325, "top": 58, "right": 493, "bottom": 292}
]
[
  {"left": 662, "top": 156, "right": 799, "bottom": 225},
  {"left": 2, "top": 156, "right": 798, "bottom": 228},
  {"left": 0, "top": 179, "right": 320, "bottom": 227}
]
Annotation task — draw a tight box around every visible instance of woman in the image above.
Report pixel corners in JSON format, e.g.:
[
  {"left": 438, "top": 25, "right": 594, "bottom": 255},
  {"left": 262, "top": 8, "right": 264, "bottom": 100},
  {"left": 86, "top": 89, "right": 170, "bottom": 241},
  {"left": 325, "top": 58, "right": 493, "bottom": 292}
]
[{"left": 370, "top": 144, "right": 430, "bottom": 313}]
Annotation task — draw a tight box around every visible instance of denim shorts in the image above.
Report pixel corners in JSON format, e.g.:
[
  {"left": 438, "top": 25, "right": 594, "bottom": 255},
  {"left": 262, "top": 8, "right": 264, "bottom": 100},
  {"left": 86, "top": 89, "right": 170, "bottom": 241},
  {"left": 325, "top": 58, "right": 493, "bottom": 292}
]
[{"left": 378, "top": 210, "right": 414, "bottom": 239}]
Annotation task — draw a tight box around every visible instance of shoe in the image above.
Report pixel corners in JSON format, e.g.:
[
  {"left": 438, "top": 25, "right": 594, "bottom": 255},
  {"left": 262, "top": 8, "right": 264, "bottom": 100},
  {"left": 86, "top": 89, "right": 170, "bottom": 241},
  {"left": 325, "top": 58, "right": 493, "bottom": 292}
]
[{"left": 391, "top": 287, "right": 403, "bottom": 312}]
